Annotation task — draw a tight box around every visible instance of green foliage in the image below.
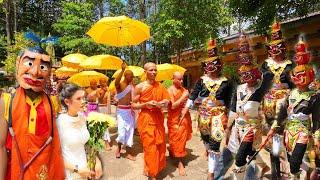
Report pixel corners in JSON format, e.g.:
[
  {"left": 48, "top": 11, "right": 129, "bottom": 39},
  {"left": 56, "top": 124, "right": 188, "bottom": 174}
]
[
  {"left": 4, "top": 32, "right": 33, "bottom": 73},
  {"left": 0, "top": 35, "right": 6, "bottom": 67},
  {"left": 151, "top": 0, "right": 233, "bottom": 60},
  {"left": 52, "top": 2, "right": 110, "bottom": 56},
  {"left": 222, "top": 64, "right": 239, "bottom": 81},
  {"left": 228, "top": 0, "right": 320, "bottom": 34},
  {"left": 17, "top": 0, "right": 62, "bottom": 35}
]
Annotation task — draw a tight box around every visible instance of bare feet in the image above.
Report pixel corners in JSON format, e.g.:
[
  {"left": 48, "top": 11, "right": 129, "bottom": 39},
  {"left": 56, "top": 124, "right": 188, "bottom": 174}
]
[
  {"left": 120, "top": 145, "right": 126, "bottom": 153},
  {"left": 125, "top": 154, "right": 136, "bottom": 161},
  {"left": 178, "top": 161, "right": 186, "bottom": 176},
  {"left": 115, "top": 147, "right": 121, "bottom": 158},
  {"left": 260, "top": 165, "right": 270, "bottom": 178}
]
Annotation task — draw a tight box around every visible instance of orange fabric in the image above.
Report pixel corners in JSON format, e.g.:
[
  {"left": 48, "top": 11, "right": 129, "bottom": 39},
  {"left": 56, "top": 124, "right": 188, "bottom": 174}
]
[
  {"left": 167, "top": 87, "right": 192, "bottom": 157},
  {"left": 8, "top": 87, "right": 65, "bottom": 180},
  {"left": 137, "top": 82, "right": 169, "bottom": 177}
]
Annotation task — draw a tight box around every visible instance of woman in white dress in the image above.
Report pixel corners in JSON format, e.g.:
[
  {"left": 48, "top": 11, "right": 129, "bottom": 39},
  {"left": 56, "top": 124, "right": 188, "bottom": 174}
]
[{"left": 57, "top": 83, "right": 103, "bottom": 179}]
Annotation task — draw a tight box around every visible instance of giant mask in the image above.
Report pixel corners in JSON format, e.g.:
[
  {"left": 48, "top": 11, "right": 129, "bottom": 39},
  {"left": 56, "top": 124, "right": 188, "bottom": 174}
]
[
  {"left": 203, "top": 38, "right": 223, "bottom": 74},
  {"left": 238, "top": 33, "right": 254, "bottom": 65},
  {"left": 291, "top": 65, "right": 315, "bottom": 89},
  {"left": 16, "top": 48, "right": 51, "bottom": 92},
  {"left": 266, "top": 22, "right": 286, "bottom": 61},
  {"left": 202, "top": 59, "right": 223, "bottom": 73},
  {"left": 238, "top": 65, "right": 261, "bottom": 85}
]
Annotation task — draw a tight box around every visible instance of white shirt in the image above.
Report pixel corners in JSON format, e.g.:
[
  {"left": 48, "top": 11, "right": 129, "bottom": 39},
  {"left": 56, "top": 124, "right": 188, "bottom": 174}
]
[{"left": 57, "top": 113, "right": 90, "bottom": 180}]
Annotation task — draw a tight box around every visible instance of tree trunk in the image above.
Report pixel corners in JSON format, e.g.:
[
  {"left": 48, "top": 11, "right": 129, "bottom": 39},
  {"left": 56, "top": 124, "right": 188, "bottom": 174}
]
[
  {"left": 99, "top": 0, "right": 104, "bottom": 19},
  {"left": 139, "top": 0, "right": 147, "bottom": 65},
  {"left": 13, "top": 0, "right": 17, "bottom": 35},
  {"left": 5, "top": 0, "right": 12, "bottom": 45},
  {"left": 130, "top": 46, "right": 134, "bottom": 65}
]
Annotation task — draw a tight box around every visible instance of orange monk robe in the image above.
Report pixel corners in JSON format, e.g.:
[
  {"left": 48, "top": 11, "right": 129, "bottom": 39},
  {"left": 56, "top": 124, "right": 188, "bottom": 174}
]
[
  {"left": 4, "top": 87, "right": 65, "bottom": 180},
  {"left": 137, "top": 82, "right": 169, "bottom": 177},
  {"left": 167, "top": 87, "right": 192, "bottom": 158}
]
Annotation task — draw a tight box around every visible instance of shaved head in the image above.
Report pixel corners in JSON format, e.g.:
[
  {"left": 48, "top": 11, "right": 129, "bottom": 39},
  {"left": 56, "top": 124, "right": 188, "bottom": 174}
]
[
  {"left": 124, "top": 69, "right": 134, "bottom": 83},
  {"left": 144, "top": 62, "right": 156, "bottom": 70},
  {"left": 172, "top": 71, "right": 183, "bottom": 88},
  {"left": 144, "top": 62, "right": 157, "bottom": 81},
  {"left": 173, "top": 71, "right": 183, "bottom": 79}
]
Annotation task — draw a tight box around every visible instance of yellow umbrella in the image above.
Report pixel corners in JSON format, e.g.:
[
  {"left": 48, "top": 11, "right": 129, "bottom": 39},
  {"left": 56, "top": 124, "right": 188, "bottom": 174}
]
[
  {"left": 112, "top": 66, "right": 144, "bottom": 78},
  {"left": 61, "top": 53, "right": 88, "bottom": 68},
  {"left": 87, "top": 15, "right": 150, "bottom": 47},
  {"left": 67, "top": 71, "right": 108, "bottom": 87},
  {"left": 55, "top": 66, "right": 78, "bottom": 78},
  {"left": 79, "top": 55, "right": 123, "bottom": 70},
  {"left": 141, "top": 63, "right": 186, "bottom": 81}
]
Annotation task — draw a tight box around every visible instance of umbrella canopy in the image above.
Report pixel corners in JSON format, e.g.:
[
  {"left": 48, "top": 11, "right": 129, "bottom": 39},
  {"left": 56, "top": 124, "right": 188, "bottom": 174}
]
[
  {"left": 79, "top": 55, "right": 123, "bottom": 70},
  {"left": 141, "top": 63, "right": 186, "bottom": 81},
  {"left": 55, "top": 66, "right": 78, "bottom": 78},
  {"left": 87, "top": 15, "right": 150, "bottom": 47},
  {"left": 67, "top": 71, "right": 108, "bottom": 87},
  {"left": 61, "top": 53, "right": 88, "bottom": 68},
  {"left": 112, "top": 66, "right": 144, "bottom": 78}
]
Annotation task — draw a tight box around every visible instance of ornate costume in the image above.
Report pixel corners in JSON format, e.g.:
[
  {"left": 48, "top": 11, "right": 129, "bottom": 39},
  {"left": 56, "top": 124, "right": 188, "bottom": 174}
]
[
  {"left": 186, "top": 39, "right": 233, "bottom": 174},
  {"left": 3, "top": 47, "right": 64, "bottom": 180},
  {"left": 261, "top": 21, "right": 293, "bottom": 179},
  {"left": 273, "top": 39, "right": 320, "bottom": 179},
  {"left": 228, "top": 33, "right": 274, "bottom": 179}
]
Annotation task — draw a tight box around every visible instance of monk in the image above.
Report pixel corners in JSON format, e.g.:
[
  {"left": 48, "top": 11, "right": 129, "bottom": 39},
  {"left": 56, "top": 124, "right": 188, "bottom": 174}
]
[
  {"left": 86, "top": 79, "right": 99, "bottom": 103},
  {"left": 167, "top": 72, "right": 192, "bottom": 176},
  {"left": 98, "top": 78, "right": 111, "bottom": 114},
  {"left": 132, "top": 62, "right": 170, "bottom": 179},
  {"left": 114, "top": 62, "right": 136, "bottom": 160},
  {"left": 0, "top": 47, "right": 65, "bottom": 179},
  {"left": 96, "top": 78, "right": 113, "bottom": 150}
]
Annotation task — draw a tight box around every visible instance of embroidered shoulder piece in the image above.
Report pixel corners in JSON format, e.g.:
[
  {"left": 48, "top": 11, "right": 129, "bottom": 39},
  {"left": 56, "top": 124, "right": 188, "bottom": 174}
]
[
  {"left": 201, "top": 76, "right": 227, "bottom": 93},
  {"left": 289, "top": 88, "right": 314, "bottom": 109},
  {"left": 266, "top": 58, "right": 292, "bottom": 84}
]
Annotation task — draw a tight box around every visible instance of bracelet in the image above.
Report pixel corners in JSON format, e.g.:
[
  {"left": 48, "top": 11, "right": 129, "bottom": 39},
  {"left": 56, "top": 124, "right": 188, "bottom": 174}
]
[{"left": 73, "top": 164, "right": 79, "bottom": 173}]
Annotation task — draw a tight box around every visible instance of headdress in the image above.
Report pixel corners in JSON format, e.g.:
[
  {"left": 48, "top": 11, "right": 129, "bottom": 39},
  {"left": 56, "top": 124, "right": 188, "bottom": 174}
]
[
  {"left": 201, "top": 38, "right": 222, "bottom": 73},
  {"left": 266, "top": 22, "right": 286, "bottom": 59},
  {"left": 291, "top": 37, "right": 314, "bottom": 89},
  {"left": 237, "top": 32, "right": 261, "bottom": 84}
]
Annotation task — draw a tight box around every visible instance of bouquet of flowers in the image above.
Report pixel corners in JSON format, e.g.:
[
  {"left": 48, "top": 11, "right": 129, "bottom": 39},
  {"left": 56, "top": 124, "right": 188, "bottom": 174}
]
[{"left": 86, "top": 112, "right": 116, "bottom": 171}]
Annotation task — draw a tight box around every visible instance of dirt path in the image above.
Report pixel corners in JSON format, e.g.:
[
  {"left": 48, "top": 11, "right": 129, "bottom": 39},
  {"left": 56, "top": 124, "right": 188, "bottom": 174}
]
[{"left": 97, "top": 109, "right": 277, "bottom": 180}]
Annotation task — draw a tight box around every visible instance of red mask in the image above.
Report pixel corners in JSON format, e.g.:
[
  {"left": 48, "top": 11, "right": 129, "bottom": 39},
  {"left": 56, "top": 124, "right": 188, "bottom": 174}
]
[
  {"left": 295, "top": 53, "right": 310, "bottom": 65},
  {"left": 266, "top": 42, "right": 286, "bottom": 60},
  {"left": 291, "top": 65, "right": 315, "bottom": 89},
  {"left": 239, "top": 67, "right": 261, "bottom": 85},
  {"left": 294, "top": 40, "right": 310, "bottom": 65},
  {"left": 203, "top": 59, "right": 222, "bottom": 73}
]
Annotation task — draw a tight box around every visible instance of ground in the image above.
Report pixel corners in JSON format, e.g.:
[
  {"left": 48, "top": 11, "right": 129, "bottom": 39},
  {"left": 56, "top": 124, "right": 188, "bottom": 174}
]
[{"left": 97, "top": 108, "right": 284, "bottom": 180}]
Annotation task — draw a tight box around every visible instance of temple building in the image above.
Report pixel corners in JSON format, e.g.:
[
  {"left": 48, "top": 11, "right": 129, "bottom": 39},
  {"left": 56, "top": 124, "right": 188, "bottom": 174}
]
[{"left": 171, "top": 12, "right": 320, "bottom": 89}]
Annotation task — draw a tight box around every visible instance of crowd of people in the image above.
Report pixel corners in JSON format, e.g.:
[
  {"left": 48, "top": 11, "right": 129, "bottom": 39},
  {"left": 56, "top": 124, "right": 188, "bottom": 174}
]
[{"left": 0, "top": 21, "right": 320, "bottom": 180}]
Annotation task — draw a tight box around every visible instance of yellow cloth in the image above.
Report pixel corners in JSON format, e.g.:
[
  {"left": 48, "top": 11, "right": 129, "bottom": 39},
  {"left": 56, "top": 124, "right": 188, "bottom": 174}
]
[
  {"left": 25, "top": 96, "right": 42, "bottom": 134},
  {"left": 2, "top": 92, "right": 59, "bottom": 134},
  {"left": 50, "top": 95, "right": 62, "bottom": 113},
  {"left": 2, "top": 93, "right": 10, "bottom": 121}
]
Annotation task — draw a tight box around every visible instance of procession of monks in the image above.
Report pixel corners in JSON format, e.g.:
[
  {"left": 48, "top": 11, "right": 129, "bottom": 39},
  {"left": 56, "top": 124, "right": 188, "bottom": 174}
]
[{"left": 1, "top": 21, "right": 320, "bottom": 180}]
